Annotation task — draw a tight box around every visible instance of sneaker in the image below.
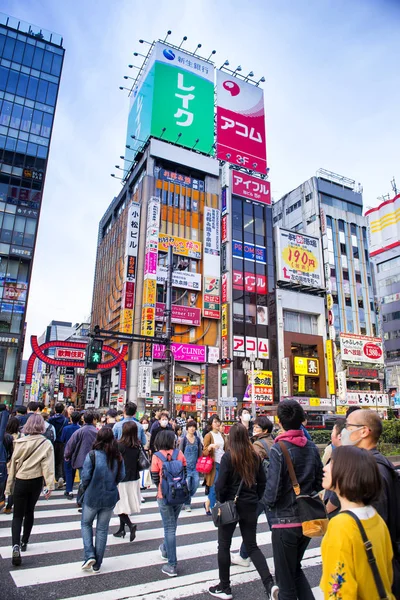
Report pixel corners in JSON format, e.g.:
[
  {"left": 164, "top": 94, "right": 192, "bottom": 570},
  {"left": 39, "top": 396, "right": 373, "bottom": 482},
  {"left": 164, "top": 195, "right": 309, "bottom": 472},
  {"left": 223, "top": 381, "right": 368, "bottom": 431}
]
[
  {"left": 162, "top": 564, "right": 177, "bottom": 577},
  {"left": 209, "top": 584, "right": 233, "bottom": 599},
  {"left": 184, "top": 505, "right": 192, "bottom": 512},
  {"left": 81, "top": 557, "right": 96, "bottom": 570},
  {"left": 20, "top": 542, "right": 28, "bottom": 552},
  {"left": 3, "top": 507, "right": 12, "bottom": 514},
  {"left": 64, "top": 492, "right": 74, "bottom": 500},
  {"left": 231, "top": 552, "right": 250, "bottom": 567},
  {"left": 159, "top": 544, "right": 168, "bottom": 561},
  {"left": 11, "top": 545, "right": 21, "bottom": 567},
  {"left": 141, "top": 497, "right": 146, "bottom": 503},
  {"left": 92, "top": 563, "right": 101, "bottom": 573},
  {"left": 265, "top": 577, "right": 279, "bottom": 600},
  {"left": 57, "top": 477, "right": 65, "bottom": 489}
]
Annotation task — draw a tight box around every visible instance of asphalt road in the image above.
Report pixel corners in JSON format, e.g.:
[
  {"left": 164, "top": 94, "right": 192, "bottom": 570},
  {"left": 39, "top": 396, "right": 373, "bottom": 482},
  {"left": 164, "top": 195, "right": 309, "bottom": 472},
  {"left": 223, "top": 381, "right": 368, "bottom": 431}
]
[{"left": 0, "top": 487, "right": 323, "bottom": 600}]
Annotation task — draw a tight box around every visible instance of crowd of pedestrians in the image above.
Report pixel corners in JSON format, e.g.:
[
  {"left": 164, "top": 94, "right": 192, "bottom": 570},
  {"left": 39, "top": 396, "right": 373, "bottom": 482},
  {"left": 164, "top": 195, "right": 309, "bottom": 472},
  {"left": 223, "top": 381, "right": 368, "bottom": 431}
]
[{"left": 1, "top": 398, "right": 399, "bottom": 599}]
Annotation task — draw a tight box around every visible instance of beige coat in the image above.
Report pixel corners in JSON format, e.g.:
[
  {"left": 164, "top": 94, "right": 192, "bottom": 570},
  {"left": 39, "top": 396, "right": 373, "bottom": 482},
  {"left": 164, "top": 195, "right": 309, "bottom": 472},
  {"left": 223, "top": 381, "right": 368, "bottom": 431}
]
[{"left": 6, "top": 434, "right": 55, "bottom": 495}]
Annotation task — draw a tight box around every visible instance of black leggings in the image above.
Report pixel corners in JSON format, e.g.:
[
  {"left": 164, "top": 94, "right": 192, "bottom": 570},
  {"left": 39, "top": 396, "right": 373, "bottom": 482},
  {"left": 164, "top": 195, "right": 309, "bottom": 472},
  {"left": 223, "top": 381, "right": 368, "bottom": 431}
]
[
  {"left": 11, "top": 477, "right": 43, "bottom": 546},
  {"left": 217, "top": 501, "right": 272, "bottom": 589}
]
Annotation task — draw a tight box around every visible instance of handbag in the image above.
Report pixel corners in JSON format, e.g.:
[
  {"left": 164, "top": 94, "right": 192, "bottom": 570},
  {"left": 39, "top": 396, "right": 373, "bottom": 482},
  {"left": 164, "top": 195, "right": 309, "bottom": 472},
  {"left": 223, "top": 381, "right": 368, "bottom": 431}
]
[
  {"left": 138, "top": 445, "right": 150, "bottom": 471},
  {"left": 278, "top": 441, "right": 328, "bottom": 538},
  {"left": 196, "top": 455, "right": 214, "bottom": 474},
  {"left": 342, "top": 511, "right": 389, "bottom": 599},
  {"left": 212, "top": 480, "right": 244, "bottom": 527}
]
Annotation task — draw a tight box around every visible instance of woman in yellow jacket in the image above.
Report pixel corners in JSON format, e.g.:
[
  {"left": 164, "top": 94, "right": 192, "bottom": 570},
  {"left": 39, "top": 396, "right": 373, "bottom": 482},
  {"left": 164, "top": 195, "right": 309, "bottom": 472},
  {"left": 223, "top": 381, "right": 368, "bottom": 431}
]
[{"left": 320, "top": 445, "right": 395, "bottom": 599}]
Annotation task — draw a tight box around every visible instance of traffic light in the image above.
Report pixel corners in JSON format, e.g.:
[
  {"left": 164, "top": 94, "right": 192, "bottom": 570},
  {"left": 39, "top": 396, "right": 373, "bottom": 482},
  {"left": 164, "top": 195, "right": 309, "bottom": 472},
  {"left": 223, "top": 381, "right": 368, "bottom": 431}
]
[
  {"left": 217, "top": 358, "right": 233, "bottom": 367},
  {"left": 85, "top": 338, "right": 103, "bottom": 370}
]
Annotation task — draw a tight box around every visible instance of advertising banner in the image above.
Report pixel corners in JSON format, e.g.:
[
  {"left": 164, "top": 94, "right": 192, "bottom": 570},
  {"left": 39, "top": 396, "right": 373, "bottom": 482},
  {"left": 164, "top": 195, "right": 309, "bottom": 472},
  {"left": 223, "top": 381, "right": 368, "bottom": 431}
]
[
  {"left": 366, "top": 193, "right": 400, "bottom": 257},
  {"left": 157, "top": 267, "right": 201, "bottom": 291},
  {"left": 3, "top": 282, "right": 27, "bottom": 302},
  {"left": 141, "top": 306, "right": 156, "bottom": 337},
  {"left": 347, "top": 367, "right": 379, "bottom": 379},
  {"left": 275, "top": 228, "right": 324, "bottom": 289},
  {"left": 121, "top": 309, "right": 134, "bottom": 334},
  {"left": 141, "top": 197, "right": 160, "bottom": 339},
  {"left": 245, "top": 370, "right": 273, "bottom": 404},
  {"left": 232, "top": 172, "right": 271, "bottom": 205},
  {"left": 221, "top": 303, "right": 229, "bottom": 359},
  {"left": 137, "top": 365, "right": 152, "bottom": 398},
  {"left": 203, "top": 276, "right": 221, "bottom": 319},
  {"left": 294, "top": 357, "right": 319, "bottom": 377},
  {"left": 326, "top": 340, "right": 336, "bottom": 395},
  {"left": 120, "top": 202, "right": 141, "bottom": 333},
  {"left": 281, "top": 358, "right": 290, "bottom": 397},
  {"left": 232, "top": 240, "right": 266, "bottom": 263},
  {"left": 221, "top": 215, "right": 228, "bottom": 243},
  {"left": 257, "top": 305, "right": 268, "bottom": 325},
  {"left": 232, "top": 270, "right": 267, "bottom": 295},
  {"left": 85, "top": 376, "right": 96, "bottom": 405},
  {"left": 232, "top": 336, "right": 269, "bottom": 359},
  {"left": 153, "top": 342, "right": 206, "bottom": 363},
  {"left": 158, "top": 234, "right": 202, "bottom": 259},
  {"left": 340, "top": 334, "right": 384, "bottom": 365},
  {"left": 216, "top": 71, "right": 267, "bottom": 174},
  {"left": 337, "top": 392, "right": 389, "bottom": 407},
  {"left": 155, "top": 303, "right": 201, "bottom": 326},
  {"left": 156, "top": 168, "right": 205, "bottom": 191},
  {"left": 222, "top": 273, "right": 228, "bottom": 304},
  {"left": 203, "top": 207, "right": 221, "bottom": 319}
]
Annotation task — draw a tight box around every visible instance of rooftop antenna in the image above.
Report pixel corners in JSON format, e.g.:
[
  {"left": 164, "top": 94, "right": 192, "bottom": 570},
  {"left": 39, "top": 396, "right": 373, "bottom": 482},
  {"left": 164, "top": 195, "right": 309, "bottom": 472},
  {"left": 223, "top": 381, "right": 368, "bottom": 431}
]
[
  {"left": 391, "top": 177, "right": 398, "bottom": 196},
  {"left": 164, "top": 30, "right": 172, "bottom": 42},
  {"left": 178, "top": 36, "right": 187, "bottom": 49}
]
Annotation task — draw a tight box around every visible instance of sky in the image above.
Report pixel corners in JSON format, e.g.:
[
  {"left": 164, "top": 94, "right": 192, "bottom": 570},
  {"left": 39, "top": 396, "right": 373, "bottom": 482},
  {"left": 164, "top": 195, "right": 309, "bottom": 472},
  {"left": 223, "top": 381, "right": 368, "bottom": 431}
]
[{"left": 2, "top": 0, "right": 399, "bottom": 357}]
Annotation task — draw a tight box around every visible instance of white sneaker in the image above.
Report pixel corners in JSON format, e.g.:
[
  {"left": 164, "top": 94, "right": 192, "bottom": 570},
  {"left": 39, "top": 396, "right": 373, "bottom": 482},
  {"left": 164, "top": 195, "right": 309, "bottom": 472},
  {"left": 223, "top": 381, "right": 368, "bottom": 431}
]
[
  {"left": 184, "top": 505, "right": 192, "bottom": 512},
  {"left": 57, "top": 477, "right": 65, "bottom": 489},
  {"left": 230, "top": 552, "right": 250, "bottom": 567},
  {"left": 81, "top": 558, "right": 96, "bottom": 570}
]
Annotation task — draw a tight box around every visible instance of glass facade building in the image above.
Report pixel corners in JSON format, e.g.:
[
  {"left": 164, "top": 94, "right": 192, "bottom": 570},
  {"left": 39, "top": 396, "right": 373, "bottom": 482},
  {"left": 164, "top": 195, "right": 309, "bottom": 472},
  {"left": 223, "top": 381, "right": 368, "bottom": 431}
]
[{"left": 0, "top": 14, "right": 64, "bottom": 405}]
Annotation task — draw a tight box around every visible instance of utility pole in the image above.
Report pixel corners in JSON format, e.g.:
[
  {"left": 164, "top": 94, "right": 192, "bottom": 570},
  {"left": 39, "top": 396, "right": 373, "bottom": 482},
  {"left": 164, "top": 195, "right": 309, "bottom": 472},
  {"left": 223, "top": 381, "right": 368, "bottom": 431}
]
[{"left": 163, "top": 244, "right": 174, "bottom": 411}]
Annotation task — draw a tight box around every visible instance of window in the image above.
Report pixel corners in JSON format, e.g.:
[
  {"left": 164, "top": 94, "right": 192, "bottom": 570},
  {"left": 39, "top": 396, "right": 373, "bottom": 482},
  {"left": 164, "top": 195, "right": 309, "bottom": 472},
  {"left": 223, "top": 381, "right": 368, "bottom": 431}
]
[
  {"left": 338, "top": 220, "right": 345, "bottom": 232},
  {"left": 383, "top": 311, "right": 400, "bottom": 323},
  {"left": 345, "top": 297, "right": 352, "bottom": 307},
  {"left": 355, "top": 273, "right": 361, "bottom": 283},
  {"left": 306, "top": 215, "right": 316, "bottom": 225},
  {"left": 343, "top": 270, "right": 349, "bottom": 281},
  {"left": 378, "top": 255, "right": 400, "bottom": 273},
  {"left": 305, "top": 193, "right": 312, "bottom": 202},
  {"left": 283, "top": 311, "right": 318, "bottom": 335},
  {"left": 353, "top": 247, "right": 359, "bottom": 259},
  {"left": 285, "top": 200, "right": 301, "bottom": 215},
  {"left": 340, "top": 243, "right": 346, "bottom": 255}
]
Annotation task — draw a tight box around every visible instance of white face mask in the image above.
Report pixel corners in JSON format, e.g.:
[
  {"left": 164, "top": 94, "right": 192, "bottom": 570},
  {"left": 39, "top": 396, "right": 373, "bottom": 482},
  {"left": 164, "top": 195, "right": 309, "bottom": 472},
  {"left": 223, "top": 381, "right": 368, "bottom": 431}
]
[
  {"left": 242, "top": 413, "right": 251, "bottom": 422},
  {"left": 341, "top": 426, "right": 363, "bottom": 446},
  {"left": 160, "top": 419, "right": 168, "bottom": 428},
  {"left": 142, "top": 423, "right": 149, "bottom": 431}
]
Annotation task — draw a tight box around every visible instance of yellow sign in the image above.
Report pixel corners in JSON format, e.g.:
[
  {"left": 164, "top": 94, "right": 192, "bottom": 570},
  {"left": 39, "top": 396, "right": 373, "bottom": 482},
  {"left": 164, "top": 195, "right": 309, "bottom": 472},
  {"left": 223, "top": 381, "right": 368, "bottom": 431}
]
[
  {"left": 158, "top": 234, "right": 202, "bottom": 259},
  {"left": 294, "top": 357, "right": 319, "bottom": 377},
  {"left": 221, "top": 303, "right": 228, "bottom": 337},
  {"left": 326, "top": 340, "right": 336, "bottom": 395},
  {"left": 309, "top": 397, "right": 321, "bottom": 407},
  {"left": 336, "top": 406, "right": 347, "bottom": 415},
  {"left": 298, "top": 375, "right": 305, "bottom": 392},
  {"left": 175, "top": 385, "right": 183, "bottom": 395},
  {"left": 327, "top": 293, "right": 333, "bottom": 310},
  {"left": 143, "top": 279, "right": 156, "bottom": 306},
  {"left": 140, "top": 306, "right": 155, "bottom": 337},
  {"left": 120, "top": 309, "right": 133, "bottom": 333},
  {"left": 282, "top": 246, "right": 318, "bottom": 274}
]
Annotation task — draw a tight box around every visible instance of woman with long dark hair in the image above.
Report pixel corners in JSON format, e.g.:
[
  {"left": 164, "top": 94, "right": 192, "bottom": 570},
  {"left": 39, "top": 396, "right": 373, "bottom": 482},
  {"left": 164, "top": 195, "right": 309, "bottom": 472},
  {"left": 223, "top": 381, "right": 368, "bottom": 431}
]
[
  {"left": 80, "top": 427, "right": 125, "bottom": 573},
  {"left": 209, "top": 423, "right": 278, "bottom": 600},
  {"left": 113, "top": 421, "right": 141, "bottom": 541}
]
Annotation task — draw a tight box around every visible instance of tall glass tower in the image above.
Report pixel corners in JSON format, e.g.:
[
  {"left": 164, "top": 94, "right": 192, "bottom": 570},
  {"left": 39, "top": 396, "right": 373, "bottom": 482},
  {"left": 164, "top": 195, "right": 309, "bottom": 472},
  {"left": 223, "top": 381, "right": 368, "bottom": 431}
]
[{"left": 0, "top": 14, "right": 64, "bottom": 406}]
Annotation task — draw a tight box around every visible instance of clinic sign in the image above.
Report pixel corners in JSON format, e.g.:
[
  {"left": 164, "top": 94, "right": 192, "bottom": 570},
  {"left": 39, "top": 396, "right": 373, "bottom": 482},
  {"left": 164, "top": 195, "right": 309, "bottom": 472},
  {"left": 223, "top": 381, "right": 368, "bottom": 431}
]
[
  {"left": 275, "top": 228, "right": 324, "bottom": 289},
  {"left": 153, "top": 342, "right": 206, "bottom": 363},
  {"left": 340, "top": 334, "right": 384, "bottom": 365},
  {"left": 232, "top": 172, "right": 271, "bottom": 205},
  {"left": 216, "top": 71, "right": 267, "bottom": 174}
]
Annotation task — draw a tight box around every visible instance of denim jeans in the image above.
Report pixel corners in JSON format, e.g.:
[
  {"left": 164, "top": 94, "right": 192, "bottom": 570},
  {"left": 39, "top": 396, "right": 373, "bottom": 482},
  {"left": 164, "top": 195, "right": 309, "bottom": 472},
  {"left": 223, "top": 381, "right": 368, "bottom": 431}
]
[
  {"left": 208, "top": 462, "right": 220, "bottom": 509},
  {"left": 64, "top": 461, "right": 76, "bottom": 494},
  {"left": 157, "top": 498, "right": 182, "bottom": 567},
  {"left": 185, "top": 468, "right": 200, "bottom": 506},
  {"left": 271, "top": 526, "right": 313, "bottom": 600},
  {"left": 81, "top": 505, "right": 113, "bottom": 567},
  {"left": 240, "top": 501, "right": 267, "bottom": 559}
]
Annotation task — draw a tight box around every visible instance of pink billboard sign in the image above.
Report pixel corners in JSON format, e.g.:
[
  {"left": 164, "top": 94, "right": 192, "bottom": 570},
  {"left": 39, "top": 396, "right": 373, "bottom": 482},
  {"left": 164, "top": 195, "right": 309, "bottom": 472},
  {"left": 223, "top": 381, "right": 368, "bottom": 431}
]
[
  {"left": 153, "top": 343, "right": 206, "bottom": 363},
  {"left": 216, "top": 71, "right": 267, "bottom": 174},
  {"left": 144, "top": 251, "right": 158, "bottom": 277},
  {"left": 232, "top": 172, "right": 271, "bottom": 204},
  {"left": 155, "top": 303, "right": 201, "bottom": 326}
]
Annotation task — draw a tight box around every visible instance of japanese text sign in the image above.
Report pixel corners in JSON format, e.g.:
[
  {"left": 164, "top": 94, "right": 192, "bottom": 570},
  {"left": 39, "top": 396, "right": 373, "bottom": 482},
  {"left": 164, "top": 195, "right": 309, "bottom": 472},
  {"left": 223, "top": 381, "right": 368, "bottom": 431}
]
[
  {"left": 294, "top": 357, "right": 320, "bottom": 377},
  {"left": 232, "top": 172, "right": 271, "bottom": 205},
  {"left": 275, "top": 228, "right": 323, "bottom": 289},
  {"left": 158, "top": 234, "right": 202, "bottom": 259},
  {"left": 340, "top": 334, "right": 384, "bottom": 365}
]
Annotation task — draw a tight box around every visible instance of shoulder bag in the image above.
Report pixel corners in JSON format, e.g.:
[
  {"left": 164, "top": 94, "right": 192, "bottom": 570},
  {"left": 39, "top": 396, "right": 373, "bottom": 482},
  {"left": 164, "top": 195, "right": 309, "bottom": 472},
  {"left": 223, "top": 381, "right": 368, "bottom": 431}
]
[
  {"left": 138, "top": 444, "right": 150, "bottom": 471},
  {"left": 278, "top": 441, "right": 328, "bottom": 538},
  {"left": 342, "top": 510, "right": 389, "bottom": 600},
  {"left": 212, "top": 480, "right": 244, "bottom": 527}
]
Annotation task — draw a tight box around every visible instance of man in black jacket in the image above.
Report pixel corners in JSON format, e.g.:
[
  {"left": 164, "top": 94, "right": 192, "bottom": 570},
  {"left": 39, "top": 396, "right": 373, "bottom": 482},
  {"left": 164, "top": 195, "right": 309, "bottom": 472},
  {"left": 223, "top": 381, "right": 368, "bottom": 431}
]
[
  {"left": 266, "top": 400, "right": 323, "bottom": 600},
  {"left": 341, "top": 408, "right": 400, "bottom": 597}
]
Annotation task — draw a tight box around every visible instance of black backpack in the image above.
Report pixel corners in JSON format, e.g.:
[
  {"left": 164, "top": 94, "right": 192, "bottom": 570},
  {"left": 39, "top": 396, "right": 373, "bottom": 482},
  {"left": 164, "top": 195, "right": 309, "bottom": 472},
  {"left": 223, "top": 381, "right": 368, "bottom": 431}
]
[
  {"left": 374, "top": 454, "right": 400, "bottom": 557},
  {"left": 43, "top": 422, "right": 55, "bottom": 445}
]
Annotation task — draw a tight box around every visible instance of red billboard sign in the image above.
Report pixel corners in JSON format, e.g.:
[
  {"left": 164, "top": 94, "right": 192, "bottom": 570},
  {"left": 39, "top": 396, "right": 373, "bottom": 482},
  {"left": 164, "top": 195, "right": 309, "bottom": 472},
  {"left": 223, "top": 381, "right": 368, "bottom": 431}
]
[
  {"left": 221, "top": 215, "right": 228, "bottom": 242},
  {"left": 155, "top": 303, "right": 201, "bottom": 327},
  {"left": 232, "top": 270, "right": 267, "bottom": 294},
  {"left": 216, "top": 71, "right": 267, "bottom": 174},
  {"left": 232, "top": 172, "right": 271, "bottom": 204},
  {"left": 347, "top": 367, "right": 378, "bottom": 379}
]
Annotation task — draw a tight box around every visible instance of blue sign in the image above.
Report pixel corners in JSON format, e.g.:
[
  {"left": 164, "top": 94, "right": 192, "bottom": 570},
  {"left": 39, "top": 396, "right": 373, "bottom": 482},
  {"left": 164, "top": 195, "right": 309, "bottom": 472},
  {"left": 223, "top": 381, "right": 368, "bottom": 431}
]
[
  {"left": 232, "top": 240, "right": 266, "bottom": 263},
  {"left": 221, "top": 188, "right": 227, "bottom": 215}
]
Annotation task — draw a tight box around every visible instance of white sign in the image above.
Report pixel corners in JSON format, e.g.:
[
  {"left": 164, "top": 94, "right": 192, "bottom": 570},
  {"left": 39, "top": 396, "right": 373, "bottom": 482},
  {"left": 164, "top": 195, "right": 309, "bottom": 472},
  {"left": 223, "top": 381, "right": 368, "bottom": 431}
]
[
  {"left": 86, "top": 376, "right": 96, "bottom": 404},
  {"left": 125, "top": 202, "right": 141, "bottom": 266},
  {"left": 233, "top": 336, "right": 269, "bottom": 359},
  {"left": 157, "top": 267, "right": 201, "bottom": 291},
  {"left": 208, "top": 346, "right": 220, "bottom": 364},
  {"left": 137, "top": 366, "right": 152, "bottom": 398},
  {"left": 275, "top": 228, "right": 324, "bottom": 289},
  {"left": 337, "top": 392, "right": 389, "bottom": 407},
  {"left": 340, "top": 334, "right": 384, "bottom": 365},
  {"left": 219, "top": 397, "right": 237, "bottom": 407},
  {"left": 281, "top": 357, "right": 290, "bottom": 397},
  {"left": 337, "top": 370, "right": 347, "bottom": 401}
]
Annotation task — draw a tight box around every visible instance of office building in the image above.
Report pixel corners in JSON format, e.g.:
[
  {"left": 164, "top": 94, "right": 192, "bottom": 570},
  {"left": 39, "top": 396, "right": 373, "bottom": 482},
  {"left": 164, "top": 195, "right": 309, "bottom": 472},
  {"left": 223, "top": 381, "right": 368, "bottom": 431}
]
[{"left": 0, "top": 14, "right": 64, "bottom": 405}]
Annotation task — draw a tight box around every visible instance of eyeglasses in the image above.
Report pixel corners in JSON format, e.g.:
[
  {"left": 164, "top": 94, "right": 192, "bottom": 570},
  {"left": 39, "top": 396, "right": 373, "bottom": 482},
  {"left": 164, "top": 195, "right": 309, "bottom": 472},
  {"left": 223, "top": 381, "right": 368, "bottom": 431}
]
[{"left": 344, "top": 422, "right": 366, "bottom": 429}]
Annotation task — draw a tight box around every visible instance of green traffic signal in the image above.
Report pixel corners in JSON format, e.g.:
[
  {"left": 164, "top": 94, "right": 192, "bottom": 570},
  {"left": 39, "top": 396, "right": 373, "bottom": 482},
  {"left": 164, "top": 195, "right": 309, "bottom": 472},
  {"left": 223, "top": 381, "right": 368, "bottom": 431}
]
[{"left": 92, "top": 351, "right": 101, "bottom": 363}]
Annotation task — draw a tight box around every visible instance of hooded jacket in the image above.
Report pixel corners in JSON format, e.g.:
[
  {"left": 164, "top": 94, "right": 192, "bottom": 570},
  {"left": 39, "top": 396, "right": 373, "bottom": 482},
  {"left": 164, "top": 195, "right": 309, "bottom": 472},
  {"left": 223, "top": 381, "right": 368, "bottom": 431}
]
[
  {"left": 48, "top": 414, "right": 68, "bottom": 442},
  {"left": 265, "top": 429, "right": 323, "bottom": 526},
  {"left": 64, "top": 424, "right": 97, "bottom": 469},
  {"left": 5, "top": 434, "right": 55, "bottom": 494}
]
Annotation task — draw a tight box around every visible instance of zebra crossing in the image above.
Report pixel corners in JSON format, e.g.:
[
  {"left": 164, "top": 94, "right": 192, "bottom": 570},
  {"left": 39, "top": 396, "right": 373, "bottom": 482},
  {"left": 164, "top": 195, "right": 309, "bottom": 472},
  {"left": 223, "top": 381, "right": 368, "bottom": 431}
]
[{"left": 0, "top": 487, "right": 324, "bottom": 600}]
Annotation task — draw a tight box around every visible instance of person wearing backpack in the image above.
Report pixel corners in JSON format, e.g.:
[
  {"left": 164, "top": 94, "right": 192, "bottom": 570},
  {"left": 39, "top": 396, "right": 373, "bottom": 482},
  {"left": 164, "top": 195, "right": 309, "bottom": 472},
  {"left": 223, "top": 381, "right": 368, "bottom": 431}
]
[
  {"left": 5, "top": 414, "right": 54, "bottom": 566},
  {"left": 179, "top": 420, "right": 203, "bottom": 512},
  {"left": 265, "top": 400, "right": 323, "bottom": 600},
  {"left": 151, "top": 429, "right": 188, "bottom": 577},
  {"left": 0, "top": 405, "right": 12, "bottom": 510},
  {"left": 231, "top": 415, "right": 274, "bottom": 568},
  {"left": 340, "top": 408, "right": 400, "bottom": 597},
  {"left": 48, "top": 402, "right": 68, "bottom": 489}
]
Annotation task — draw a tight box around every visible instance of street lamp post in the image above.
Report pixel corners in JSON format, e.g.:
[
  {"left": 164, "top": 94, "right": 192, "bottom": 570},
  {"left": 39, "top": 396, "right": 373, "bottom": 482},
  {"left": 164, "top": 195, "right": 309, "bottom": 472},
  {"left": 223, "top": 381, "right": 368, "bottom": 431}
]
[{"left": 242, "top": 352, "right": 263, "bottom": 419}]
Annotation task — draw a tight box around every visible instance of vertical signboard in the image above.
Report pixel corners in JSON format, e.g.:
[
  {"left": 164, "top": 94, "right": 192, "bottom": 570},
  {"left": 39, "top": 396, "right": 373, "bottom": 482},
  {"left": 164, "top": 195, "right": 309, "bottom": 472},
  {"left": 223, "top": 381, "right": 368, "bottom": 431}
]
[
  {"left": 120, "top": 202, "right": 141, "bottom": 334},
  {"left": 216, "top": 71, "right": 267, "bottom": 174},
  {"left": 203, "top": 207, "right": 221, "bottom": 319},
  {"left": 326, "top": 339, "right": 336, "bottom": 395},
  {"left": 221, "top": 303, "right": 229, "bottom": 359}
]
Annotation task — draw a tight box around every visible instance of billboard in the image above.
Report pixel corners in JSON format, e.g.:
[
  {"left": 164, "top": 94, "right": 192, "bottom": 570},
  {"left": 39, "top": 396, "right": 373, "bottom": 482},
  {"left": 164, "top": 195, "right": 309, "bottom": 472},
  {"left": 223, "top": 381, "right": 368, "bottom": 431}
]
[
  {"left": 233, "top": 336, "right": 269, "bottom": 358},
  {"left": 157, "top": 267, "right": 201, "bottom": 291},
  {"left": 337, "top": 392, "right": 389, "bottom": 407},
  {"left": 120, "top": 202, "right": 141, "bottom": 334},
  {"left": 158, "top": 234, "right": 202, "bottom": 259},
  {"left": 232, "top": 172, "right": 271, "bottom": 205},
  {"left": 275, "top": 228, "right": 324, "bottom": 289},
  {"left": 366, "top": 193, "right": 400, "bottom": 257},
  {"left": 340, "top": 334, "right": 384, "bottom": 365},
  {"left": 141, "top": 197, "right": 160, "bottom": 339},
  {"left": 232, "top": 240, "right": 266, "bottom": 263},
  {"left": 153, "top": 342, "right": 206, "bottom": 363},
  {"left": 155, "top": 303, "right": 201, "bottom": 326},
  {"left": 245, "top": 370, "right": 273, "bottom": 404},
  {"left": 203, "top": 207, "right": 221, "bottom": 319},
  {"left": 294, "top": 357, "right": 319, "bottom": 376},
  {"left": 216, "top": 71, "right": 267, "bottom": 174},
  {"left": 232, "top": 270, "right": 267, "bottom": 295}
]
